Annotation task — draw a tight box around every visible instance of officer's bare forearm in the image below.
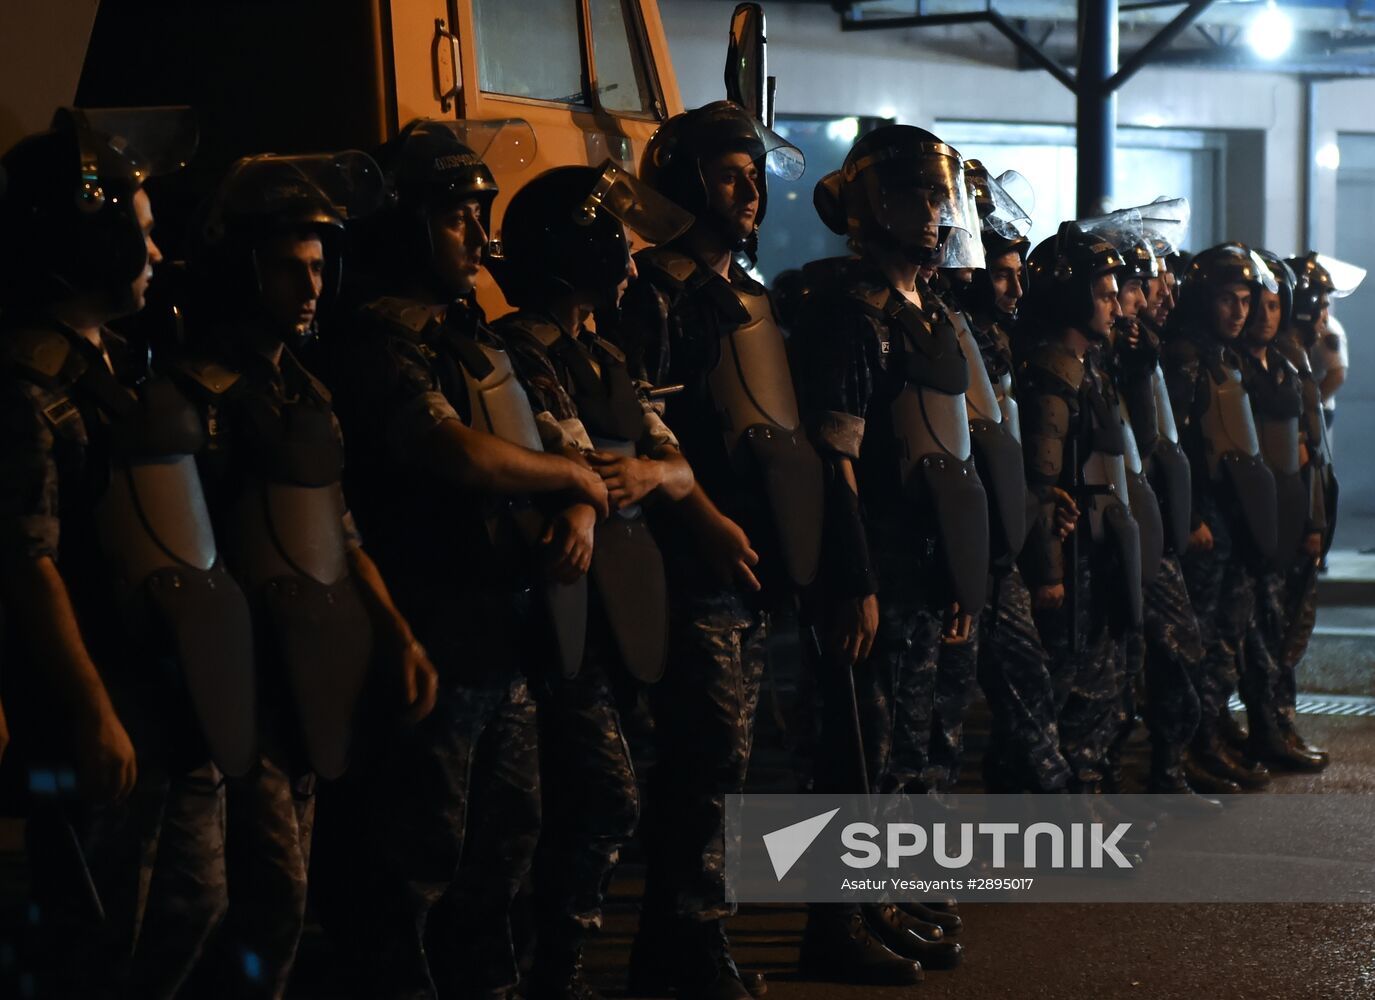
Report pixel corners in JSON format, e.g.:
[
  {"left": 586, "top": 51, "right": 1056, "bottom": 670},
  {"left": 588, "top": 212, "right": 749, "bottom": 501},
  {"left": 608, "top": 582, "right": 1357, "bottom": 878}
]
[
  {"left": 0, "top": 556, "right": 118, "bottom": 727},
  {"left": 347, "top": 547, "right": 415, "bottom": 646},
  {"left": 419, "top": 419, "right": 583, "bottom": 496},
  {"left": 650, "top": 448, "right": 694, "bottom": 501},
  {"left": 1320, "top": 366, "right": 1345, "bottom": 403}
]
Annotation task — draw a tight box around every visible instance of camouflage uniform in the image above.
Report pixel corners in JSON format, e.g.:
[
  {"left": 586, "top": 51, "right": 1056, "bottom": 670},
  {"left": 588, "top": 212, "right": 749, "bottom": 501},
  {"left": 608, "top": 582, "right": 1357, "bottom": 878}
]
[
  {"left": 617, "top": 253, "right": 782, "bottom": 993},
  {"left": 496, "top": 312, "right": 652, "bottom": 958},
  {"left": 1020, "top": 341, "right": 1136, "bottom": 790},
  {"left": 311, "top": 297, "right": 541, "bottom": 1000},
  {"left": 174, "top": 339, "right": 364, "bottom": 1000},
  {"left": 792, "top": 262, "right": 976, "bottom": 796},
  {"left": 0, "top": 320, "right": 227, "bottom": 998},
  {"left": 1164, "top": 334, "right": 1264, "bottom": 730},
  {"left": 977, "top": 565, "right": 1073, "bottom": 793},
  {"left": 1109, "top": 324, "right": 1204, "bottom": 787}
]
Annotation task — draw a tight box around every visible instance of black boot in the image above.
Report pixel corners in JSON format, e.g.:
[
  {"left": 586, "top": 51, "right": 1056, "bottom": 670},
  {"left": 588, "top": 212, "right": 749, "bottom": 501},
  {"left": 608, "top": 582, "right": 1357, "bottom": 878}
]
[
  {"left": 861, "top": 903, "right": 963, "bottom": 969},
  {"left": 1247, "top": 716, "right": 1329, "bottom": 772},
  {"left": 529, "top": 922, "right": 604, "bottom": 1000},
  {"left": 629, "top": 917, "right": 764, "bottom": 1000},
  {"left": 1281, "top": 725, "right": 1330, "bottom": 769},
  {"left": 1148, "top": 743, "right": 1224, "bottom": 815},
  {"left": 1191, "top": 728, "right": 1270, "bottom": 790},
  {"left": 799, "top": 906, "right": 923, "bottom": 985},
  {"left": 898, "top": 901, "right": 961, "bottom": 937},
  {"left": 1182, "top": 749, "right": 1242, "bottom": 795}
]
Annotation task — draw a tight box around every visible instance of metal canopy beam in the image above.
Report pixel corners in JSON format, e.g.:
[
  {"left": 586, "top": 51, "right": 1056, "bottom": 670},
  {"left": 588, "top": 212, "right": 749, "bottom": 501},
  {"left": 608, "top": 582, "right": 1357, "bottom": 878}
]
[{"left": 837, "top": 0, "right": 1219, "bottom": 214}]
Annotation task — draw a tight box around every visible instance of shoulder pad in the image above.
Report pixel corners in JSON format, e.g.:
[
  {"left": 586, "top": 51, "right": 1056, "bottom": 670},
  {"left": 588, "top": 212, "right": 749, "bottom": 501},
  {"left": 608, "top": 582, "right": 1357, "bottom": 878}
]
[
  {"left": 0, "top": 326, "right": 80, "bottom": 381},
  {"left": 634, "top": 247, "right": 699, "bottom": 290},
  {"left": 802, "top": 257, "right": 890, "bottom": 315},
  {"left": 588, "top": 333, "right": 626, "bottom": 365},
  {"left": 1026, "top": 343, "right": 1084, "bottom": 394},
  {"left": 359, "top": 296, "right": 446, "bottom": 340},
  {"left": 494, "top": 311, "right": 562, "bottom": 350},
  {"left": 178, "top": 357, "right": 243, "bottom": 397}
]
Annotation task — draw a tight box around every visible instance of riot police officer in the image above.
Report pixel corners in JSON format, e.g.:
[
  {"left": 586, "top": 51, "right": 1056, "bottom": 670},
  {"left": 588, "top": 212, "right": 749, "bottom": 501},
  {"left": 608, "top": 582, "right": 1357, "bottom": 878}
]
[
  {"left": 174, "top": 149, "right": 437, "bottom": 999},
  {"left": 488, "top": 163, "right": 696, "bottom": 1000},
  {"left": 796, "top": 123, "right": 993, "bottom": 982},
  {"left": 1162, "top": 244, "right": 1280, "bottom": 792},
  {"left": 937, "top": 165, "right": 1076, "bottom": 798},
  {"left": 1084, "top": 209, "right": 1213, "bottom": 804},
  {"left": 312, "top": 119, "right": 607, "bottom": 1000},
  {"left": 1237, "top": 252, "right": 1328, "bottom": 772},
  {"left": 1018, "top": 223, "right": 1145, "bottom": 801},
  {"left": 0, "top": 107, "right": 236, "bottom": 998},
  {"left": 617, "top": 101, "right": 824, "bottom": 1000}
]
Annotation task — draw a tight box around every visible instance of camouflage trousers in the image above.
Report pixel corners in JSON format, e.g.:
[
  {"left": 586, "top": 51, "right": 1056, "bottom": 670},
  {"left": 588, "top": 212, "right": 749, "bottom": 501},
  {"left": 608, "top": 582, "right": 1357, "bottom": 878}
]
[
  {"left": 312, "top": 675, "right": 540, "bottom": 1000},
  {"left": 1281, "top": 555, "right": 1322, "bottom": 710},
  {"left": 27, "top": 759, "right": 227, "bottom": 999},
  {"left": 1140, "top": 554, "right": 1205, "bottom": 752},
  {"left": 1180, "top": 511, "right": 1257, "bottom": 722},
  {"left": 1238, "top": 569, "right": 1293, "bottom": 733},
  {"left": 640, "top": 589, "right": 768, "bottom": 924},
  {"left": 532, "top": 635, "right": 638, "bottom": 948},
  {"left": 976, "top": 566, "right": 1072, "bottom": 794},
  {"left": 1035, "top": 553, "right": 1125, "bottom": 789},
  {"left": 23, "top": 666, "right": 228, "bottom": 1000},
  {"left": 187, "top": 753, "right": 315, "bottom": 1000}
]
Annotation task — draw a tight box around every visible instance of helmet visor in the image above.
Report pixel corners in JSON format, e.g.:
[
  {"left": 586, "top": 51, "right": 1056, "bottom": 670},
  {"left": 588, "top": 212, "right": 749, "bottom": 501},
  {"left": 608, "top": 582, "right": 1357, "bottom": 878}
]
[
  {"left": 939, "top": 172, "right": 987, "bottom": 270},
  {"left": 849, "top": 142, "right": 979, "bottom": 263},
  {"left": 980, "top": 169, "right": 1034, "bottom": 239},
  {"left": 580, "top": 160, "right": 694, "bottom": 244},
  {"left": 1314, "top": 252, "right": 1367, "bottom": 298},
  {"left": 239, "top": 151, "right": 387, "bottom": 221},
  {"left": 59, "top": 107, "right": 196, "bottom": 214},
  {"left": 423, "top": 118, "right": 538, "bottom": 174},
  {"left": 1078, "top": 207, "right": 1157, "bottom": 277},
  {"left": 1246, "top": 249, "right": 1280, "bottom": 294},
  {"left": 1133, "top": 196, "right": 1191, "bottom": 257}
]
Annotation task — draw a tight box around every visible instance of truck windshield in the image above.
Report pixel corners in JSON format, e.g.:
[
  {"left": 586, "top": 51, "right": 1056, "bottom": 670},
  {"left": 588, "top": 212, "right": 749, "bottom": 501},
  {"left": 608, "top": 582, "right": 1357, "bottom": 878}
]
[
  {"left": 589, "top": 0, "right": 657, "bottom": 116},
  {"left": 473, "top": 0, "right": 657, "bottom": 116},
  {"left": 474, "top": 0, "right": 587, "bottom": 105}
]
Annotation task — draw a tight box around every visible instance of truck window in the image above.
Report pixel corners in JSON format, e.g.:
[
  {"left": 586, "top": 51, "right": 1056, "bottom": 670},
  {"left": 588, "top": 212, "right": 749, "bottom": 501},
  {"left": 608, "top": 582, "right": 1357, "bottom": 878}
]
[
  {"left": 473, "top": 0, "right": 587, "bottom": 105},
  {"left": 588, "top": 0, "right": 659, "bottom": 117}
]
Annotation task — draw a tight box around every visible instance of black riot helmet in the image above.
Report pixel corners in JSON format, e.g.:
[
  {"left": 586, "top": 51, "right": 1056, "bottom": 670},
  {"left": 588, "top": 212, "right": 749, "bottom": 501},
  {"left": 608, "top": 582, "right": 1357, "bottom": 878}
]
[
  {"left": 815, "top": 124, "right": 981, "bottom": 269},
  {"left": 196, "top": 151, "right": 385, "bottom": 321},
  {"left": 1022, "top": 221, "right": 1125, "bottom": 337},
  {"left": 639, "top": 100, "right": 803, "bottom": 250},
  {"left": 372, "top": 118, "right": 536, "bottom": 275},
  {"left": 492, "top": 161, "right": 693, "bottom": 311},
  {"left": 1285, "top": 251, "right": 1366, "bottom": 327},
  {"left": 1170, "top": 242, "right": 1277, "bottom": 335},
  {"left": 1078, "top": 208, "right": 1159, "bottom": 282},
  {"left": 1253, "top": 249, "right": 1297, "bottom": 328},
  {"left": 956, "top": 164, "right": 1033, "bottom": 319},
  {"left": 0, "top": 106, "right": 196, "bottom": 308}
]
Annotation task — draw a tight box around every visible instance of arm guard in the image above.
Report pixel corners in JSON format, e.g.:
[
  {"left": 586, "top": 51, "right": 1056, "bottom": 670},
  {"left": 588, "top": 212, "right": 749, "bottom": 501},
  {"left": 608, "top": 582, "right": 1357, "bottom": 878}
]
[{"left": 821, "top": 460, "right": 878, "bottom": 600}]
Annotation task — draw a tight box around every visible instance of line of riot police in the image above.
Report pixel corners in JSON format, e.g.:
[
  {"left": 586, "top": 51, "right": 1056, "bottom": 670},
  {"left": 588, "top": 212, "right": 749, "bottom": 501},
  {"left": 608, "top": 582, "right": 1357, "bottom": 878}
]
[{"left": 0, "top": 102, "right": 1360, "bottom": 999}]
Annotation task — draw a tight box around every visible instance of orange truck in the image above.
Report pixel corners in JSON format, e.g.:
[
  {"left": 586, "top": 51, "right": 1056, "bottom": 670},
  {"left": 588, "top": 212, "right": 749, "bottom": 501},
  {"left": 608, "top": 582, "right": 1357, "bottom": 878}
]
[{"left": 0, "top": 0, "right": 774, "bottom": 313}]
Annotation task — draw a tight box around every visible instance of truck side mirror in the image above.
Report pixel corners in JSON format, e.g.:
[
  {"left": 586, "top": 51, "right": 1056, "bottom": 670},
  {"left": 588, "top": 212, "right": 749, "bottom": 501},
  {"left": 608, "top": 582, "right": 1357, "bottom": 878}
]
[{"left": 725, "top": 3, "right": 771, "bottom": 125}]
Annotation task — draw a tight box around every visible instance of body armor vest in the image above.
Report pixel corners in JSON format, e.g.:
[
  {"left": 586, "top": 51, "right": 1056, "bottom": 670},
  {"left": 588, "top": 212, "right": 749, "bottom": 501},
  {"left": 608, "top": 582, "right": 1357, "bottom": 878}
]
[
  {"left": 1200, "top": 353, "right": 1278, "bottom": 562},
  {"left": 74, "top": 360, "right": 257, "bottom": 778},
  {"left": 511, "top": 316, "right": 667, "bottom": 683},
  {"left": 642, "top": 248, "right": 824, "bottom": 591},
  {"left": 448, "top": 323, "right": 588, "bottom": 678},
  {"left": 885, "top": 290, "right": 989, "bottom": 616},
  {"left": 1145, "top": 364, "right": 1193, "bottom": 555},
  {"left": 1118, "top": 397, "right": 1164, "bottom": 587},
  {"left": 1079, "top": 365, "right": 1143, "bottom": 629},
  {"left": 1251, "top": 355, "right": 1307, "bottom": 571},
  {"left": 943, "top": 302, "right": 1028, "bottom": 560},
  {"left": 215, "top": 360, "right": 371, "bottom": 780}
]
